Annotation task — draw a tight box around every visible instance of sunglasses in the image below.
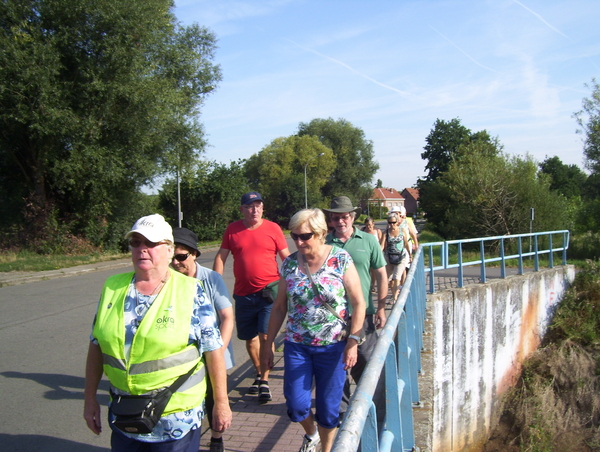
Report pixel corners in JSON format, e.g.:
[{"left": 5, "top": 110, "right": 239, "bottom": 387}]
[
  {"left": 388, "top": 221, "right": 397, "bottom": 224},
  {"left": 331, "top": 214, "right": 351, "bottom": 222},
  {"left": 291, "top": 232, "right": 315, "bottom": 241},
  {"left": 129, "top": 238, "right": 164, "bottom": 248},
  {"left": 173, "top": 252, "right": 191, "bottom": 262}
]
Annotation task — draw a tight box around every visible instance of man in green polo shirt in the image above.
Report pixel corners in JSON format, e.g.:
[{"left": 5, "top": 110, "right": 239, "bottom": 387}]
[{"left": 323, "top": 196, "right": 387, "bottom": 421}]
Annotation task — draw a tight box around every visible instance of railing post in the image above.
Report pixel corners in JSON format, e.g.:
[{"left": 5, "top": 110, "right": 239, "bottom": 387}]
[
  {"left": 500, "top": 238, "right": 506, "bottom": 278},
  {"left": 428, "top": 245, "right": 435, "bottom": 294},
  {"left": 518, "top": 236, "right": 524, "bottom": 275},
  {"left": 562, "top": 231, "right": 568, "bottom": 265},
  {"left": 480, "top": 239, "right": 486, "bottom": 283},
  {"left": 458, "top": 244, "right": 464, "bottom": 288},
  {"left": 534, "top": 235, "right": 539, "bottom": 271},
  {"left": 549, "top": 234, "right": 554, "bottom": 268}
]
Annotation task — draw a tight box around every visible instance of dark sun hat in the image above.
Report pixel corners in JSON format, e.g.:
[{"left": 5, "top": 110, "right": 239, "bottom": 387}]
[
  {"left": 173, "top": 227, "right": 201, "bottom": 256},
  {"left": 322, "top": 196, "right": 362, "bottom": 216}
]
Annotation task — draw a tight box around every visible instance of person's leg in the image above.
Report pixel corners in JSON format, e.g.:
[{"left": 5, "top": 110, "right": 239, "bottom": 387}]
[
  {"left": 313, "top": 342, "right": 346, "bottom": 452},
  {"left": 245, "top": 336, "right": 261, "bottom": 375},
  {"left": 234, "top": 293, "right": 263, "bottom": 393},
  {"left": 149, "top": 427, "right": 202, "bottom": 452},
  {"left": 318, "top": 425, "right": 337, "bottom": 452},
  {"left": 285, "top": 342, "right": 320, "bottom": 451},
  {"left": 111, "top": 430, "right": 148, "bottom": 452}
]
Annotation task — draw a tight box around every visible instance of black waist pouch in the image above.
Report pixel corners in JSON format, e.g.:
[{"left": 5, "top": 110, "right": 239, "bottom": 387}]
[{"left": 110, "top": 388, "right": 172, "bottom": 434}]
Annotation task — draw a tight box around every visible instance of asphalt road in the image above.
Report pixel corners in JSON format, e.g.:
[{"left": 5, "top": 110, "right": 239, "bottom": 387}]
[{"left": 0, "top": 238, "right": 297, "bottom": 452}]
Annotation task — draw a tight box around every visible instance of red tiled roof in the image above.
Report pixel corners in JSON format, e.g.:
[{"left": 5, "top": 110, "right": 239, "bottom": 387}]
[
  {"left": 402, "top": 187, "right": 419, "bottom": 200},
  {"left": 372, "top": 188, "right": 404, "bottom": 200}
]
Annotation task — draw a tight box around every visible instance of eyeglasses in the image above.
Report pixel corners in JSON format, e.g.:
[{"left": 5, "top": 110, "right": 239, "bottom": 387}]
[
  {"left": 388, "top": 221, "right": 397, "bottom": 224},
  {"left": 242, "top": 203, "right": 263, "bottom": 211},
  {"left": 129, "top": 238, "right": 164, "bottom": 248},
  {"left": 291, "top": 232, "right": 315, "bottom": 241},
  {"left": 173, "top": 252, "right": 191, "bottom": 262},
  {"left": 331, "top": 214, "right": 351, "bottom": 222}
]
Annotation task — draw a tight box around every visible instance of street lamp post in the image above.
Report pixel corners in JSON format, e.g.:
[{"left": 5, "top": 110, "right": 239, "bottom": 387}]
[{"left": 304, "top": 153, "right": 325, "bottom": 209}]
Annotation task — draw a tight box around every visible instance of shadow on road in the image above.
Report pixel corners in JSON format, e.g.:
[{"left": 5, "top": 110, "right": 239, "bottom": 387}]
[
  {"left": 0, "top": 371, "right": 110, "bottom": 404},
  {"left": 0, "top": 434, "right": 108, "bottom": 452}
]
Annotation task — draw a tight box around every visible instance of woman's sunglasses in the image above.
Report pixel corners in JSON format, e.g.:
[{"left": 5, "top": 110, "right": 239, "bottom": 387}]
[
  {"left": 388, "top": 221, "right": 397, "bottom": 224},
  {"left": 291, "top": 232, "right": 315, "bottom": 241},
  {"left": 173, "top": 252, "right": 191, "bottom": 262}
]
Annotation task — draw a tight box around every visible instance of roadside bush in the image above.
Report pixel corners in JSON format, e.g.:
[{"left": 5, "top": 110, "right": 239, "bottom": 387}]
[
  {"left": 484, "top": 260, "right": 600, "bottom": 452},
  {"left": 569, "top": 231, "right": 600, "bottom": 261}
]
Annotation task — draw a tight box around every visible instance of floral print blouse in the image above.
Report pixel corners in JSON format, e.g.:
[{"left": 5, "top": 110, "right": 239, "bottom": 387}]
[{"left": 280, "top": 245, "right": 353, "bottom": 346}]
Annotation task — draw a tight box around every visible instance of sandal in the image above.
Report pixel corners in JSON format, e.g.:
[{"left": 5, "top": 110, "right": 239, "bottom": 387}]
[
  {"left": 248, "top": 374, "right": 261, "bottom": 394},
  {"left": 258, "top": 380, "right": 272, "bottom": 403}
]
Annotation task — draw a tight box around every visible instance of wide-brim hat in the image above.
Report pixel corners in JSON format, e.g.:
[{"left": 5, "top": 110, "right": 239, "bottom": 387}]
[
  {"left": 124, "top": 214, "right": 174, "bottom": 243},
  {"left": 173, "top": 227, "right": 201, "bottom": 256},
  {"left": 323, "top": 196, "right": 362, "bottom": 216}
]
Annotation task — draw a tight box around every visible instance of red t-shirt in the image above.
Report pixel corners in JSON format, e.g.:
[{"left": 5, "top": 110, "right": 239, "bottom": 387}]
[{"left": 220, "top": 219, "right": 288, "bottom": 296}]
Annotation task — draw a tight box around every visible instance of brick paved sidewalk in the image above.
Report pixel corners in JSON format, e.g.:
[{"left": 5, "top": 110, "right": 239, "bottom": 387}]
[{"left": 199, "top": 351, "right": 305, "bottom": 452}]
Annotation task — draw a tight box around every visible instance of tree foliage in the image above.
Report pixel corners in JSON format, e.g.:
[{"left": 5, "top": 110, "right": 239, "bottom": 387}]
[
  {"left": 245, "top": 135, "right": 335, "bottom": 224},
  {"left": 421, "top": 137, "right": 569, "bottom": 239},
  {"left": 158, "top": 160, "right": 249, "bottom": 242},
  {"left": 420, "top": 118, "right": 498, "bottom": 184},
  {"left": 575, "top": 78, "right": 600, "bottom": 175},
  {"left": 297, "top": 117, "right": 379, "bottom": 203},
  {"left": 0, "top": 0, "right": 221, "bottom": 249},
  {"left": 539, "top": 156, "right": 587, "bottom": 199}
]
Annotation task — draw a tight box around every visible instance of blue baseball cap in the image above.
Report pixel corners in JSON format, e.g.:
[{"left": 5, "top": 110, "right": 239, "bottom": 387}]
[{"left": 241, "top": 191, "right": 264, "bottom": 206}]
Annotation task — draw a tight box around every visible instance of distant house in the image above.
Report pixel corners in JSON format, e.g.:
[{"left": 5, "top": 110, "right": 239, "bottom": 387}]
[
  {"left": 401, "top": 188, "right": 419, "bottom": 215},
  {"left": 366, "top": 188, "right": 404, "bottom": 216}
]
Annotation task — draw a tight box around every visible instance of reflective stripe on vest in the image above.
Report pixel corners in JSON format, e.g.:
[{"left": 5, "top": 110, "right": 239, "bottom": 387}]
[{"left": 93, "top": 270, "right": 207, "bottom": 415}]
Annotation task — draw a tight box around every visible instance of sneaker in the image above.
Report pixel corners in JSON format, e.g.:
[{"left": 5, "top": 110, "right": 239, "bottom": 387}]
[
  {"left": 258, "top": 380, "right": 272, "bottom": 403},
  {"left": 208, "top": 439, "right": 224, "bottom": 452},
  {"left": 298, "top": 433, "right": 321, "bottom": 452},
  {"left": 248, "top": 374, "right": 261, "bottom": 394}
]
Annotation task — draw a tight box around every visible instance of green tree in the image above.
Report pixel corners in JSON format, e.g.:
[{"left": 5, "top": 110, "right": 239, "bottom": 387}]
[
  {"left": 158, "top": 160, "right": 249, "bottom": 242},
  {"left": 0, "top": 0, "right": 221, "bottom": 249},
  {"left": 575, "top": 78, "right": 600, "bottom": 175},
  {"left": 423, "top": 144, "right": 569, "bottom": 239},
  {"left": 297, "top": 118, "right": 379, "bottom": 203},
  {"left": 419, "top": 118, "right": 499, "bottom": 184},
  {"left": 539, "top": 156, "right": 587, "bottom": 199},
  {"left": 245, "top": 135, "right": 334, "bottom": 224}
]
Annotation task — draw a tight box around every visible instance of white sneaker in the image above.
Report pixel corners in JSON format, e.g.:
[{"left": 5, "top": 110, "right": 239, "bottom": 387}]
[{"left": 299, "top": 433, "right": 321, "bottom": 452}]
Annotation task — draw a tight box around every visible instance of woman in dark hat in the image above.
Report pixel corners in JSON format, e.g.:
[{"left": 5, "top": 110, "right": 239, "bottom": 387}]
[{"left": 170, "top": 227, "right": 235, "bottom": 452}]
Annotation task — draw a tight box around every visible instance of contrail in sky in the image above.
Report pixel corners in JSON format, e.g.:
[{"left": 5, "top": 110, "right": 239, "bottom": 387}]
[
  {"left": 513, "top": 0, "right": 570, "bottom": 39},
  {"left": 288, "top": 39, "right": 410, "bottom": 97},
  {"left": 429, "top": 25, "right": 498, "bottom": 73}
]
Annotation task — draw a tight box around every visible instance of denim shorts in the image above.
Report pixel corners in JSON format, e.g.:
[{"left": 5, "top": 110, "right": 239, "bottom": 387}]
[
  {"left": 233, "top": 292, "right": 273, "bottom": 340},
  {"left": 283, "top": 340, "right": 346, "bottom": 429}
]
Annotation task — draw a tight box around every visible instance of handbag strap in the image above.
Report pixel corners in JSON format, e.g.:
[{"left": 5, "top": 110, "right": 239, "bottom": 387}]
[
  {"left": 298, "top": 252, "right": 346, "bottom": 324},
  {"left": 168, "top": 363, "right": 197, "bottom": 394}
]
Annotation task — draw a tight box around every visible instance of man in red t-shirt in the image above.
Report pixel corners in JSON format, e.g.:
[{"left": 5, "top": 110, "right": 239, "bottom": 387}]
[{"left": 213, "top": 192, "right": 290, "bottom": 403}]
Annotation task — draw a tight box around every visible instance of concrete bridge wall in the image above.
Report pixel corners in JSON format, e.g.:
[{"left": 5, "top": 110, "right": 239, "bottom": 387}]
[{"left": 425, "top": 265, "right": 576, "bottom": 452}]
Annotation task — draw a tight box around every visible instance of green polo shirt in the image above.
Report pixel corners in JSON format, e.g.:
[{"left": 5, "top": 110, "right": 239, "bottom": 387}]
[{"left": 326, "top": 227, "right": 386, "bottom": 315}]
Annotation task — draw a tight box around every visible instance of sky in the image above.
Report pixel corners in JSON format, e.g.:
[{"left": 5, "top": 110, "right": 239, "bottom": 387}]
[{"left": 173, "top": 0, "right": 600, "bottom": 192}]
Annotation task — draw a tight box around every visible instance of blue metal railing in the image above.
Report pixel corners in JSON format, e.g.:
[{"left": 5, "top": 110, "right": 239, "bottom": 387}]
[
  {"left": 332, "top": 247, "right": 427, "bottom": 452},
  {"left": 331, "top": 230, "right": 570, "bottom": 452},
  {"left": 422, "top": 230, "right": 570, "bottom": 293}
]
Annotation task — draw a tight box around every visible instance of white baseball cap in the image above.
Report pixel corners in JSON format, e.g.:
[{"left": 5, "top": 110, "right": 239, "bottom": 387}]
[{"left": 125, "top": 214, "right": 174, "bottom": 243}]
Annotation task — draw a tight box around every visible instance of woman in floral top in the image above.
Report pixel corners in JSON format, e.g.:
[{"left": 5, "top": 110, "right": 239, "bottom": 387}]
[{"left": 262, "top": 208, "right": 365, "bottom": 452}]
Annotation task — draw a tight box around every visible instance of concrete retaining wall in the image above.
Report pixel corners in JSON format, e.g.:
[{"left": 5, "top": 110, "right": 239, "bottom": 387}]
[{"left": 427, "top": 265, "right": 576, "bottom": 452}]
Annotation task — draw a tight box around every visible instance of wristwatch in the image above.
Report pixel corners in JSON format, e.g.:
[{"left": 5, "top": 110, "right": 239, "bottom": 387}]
[{"left": 348, "top": 334, "right": 365, "bottom": 345}]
